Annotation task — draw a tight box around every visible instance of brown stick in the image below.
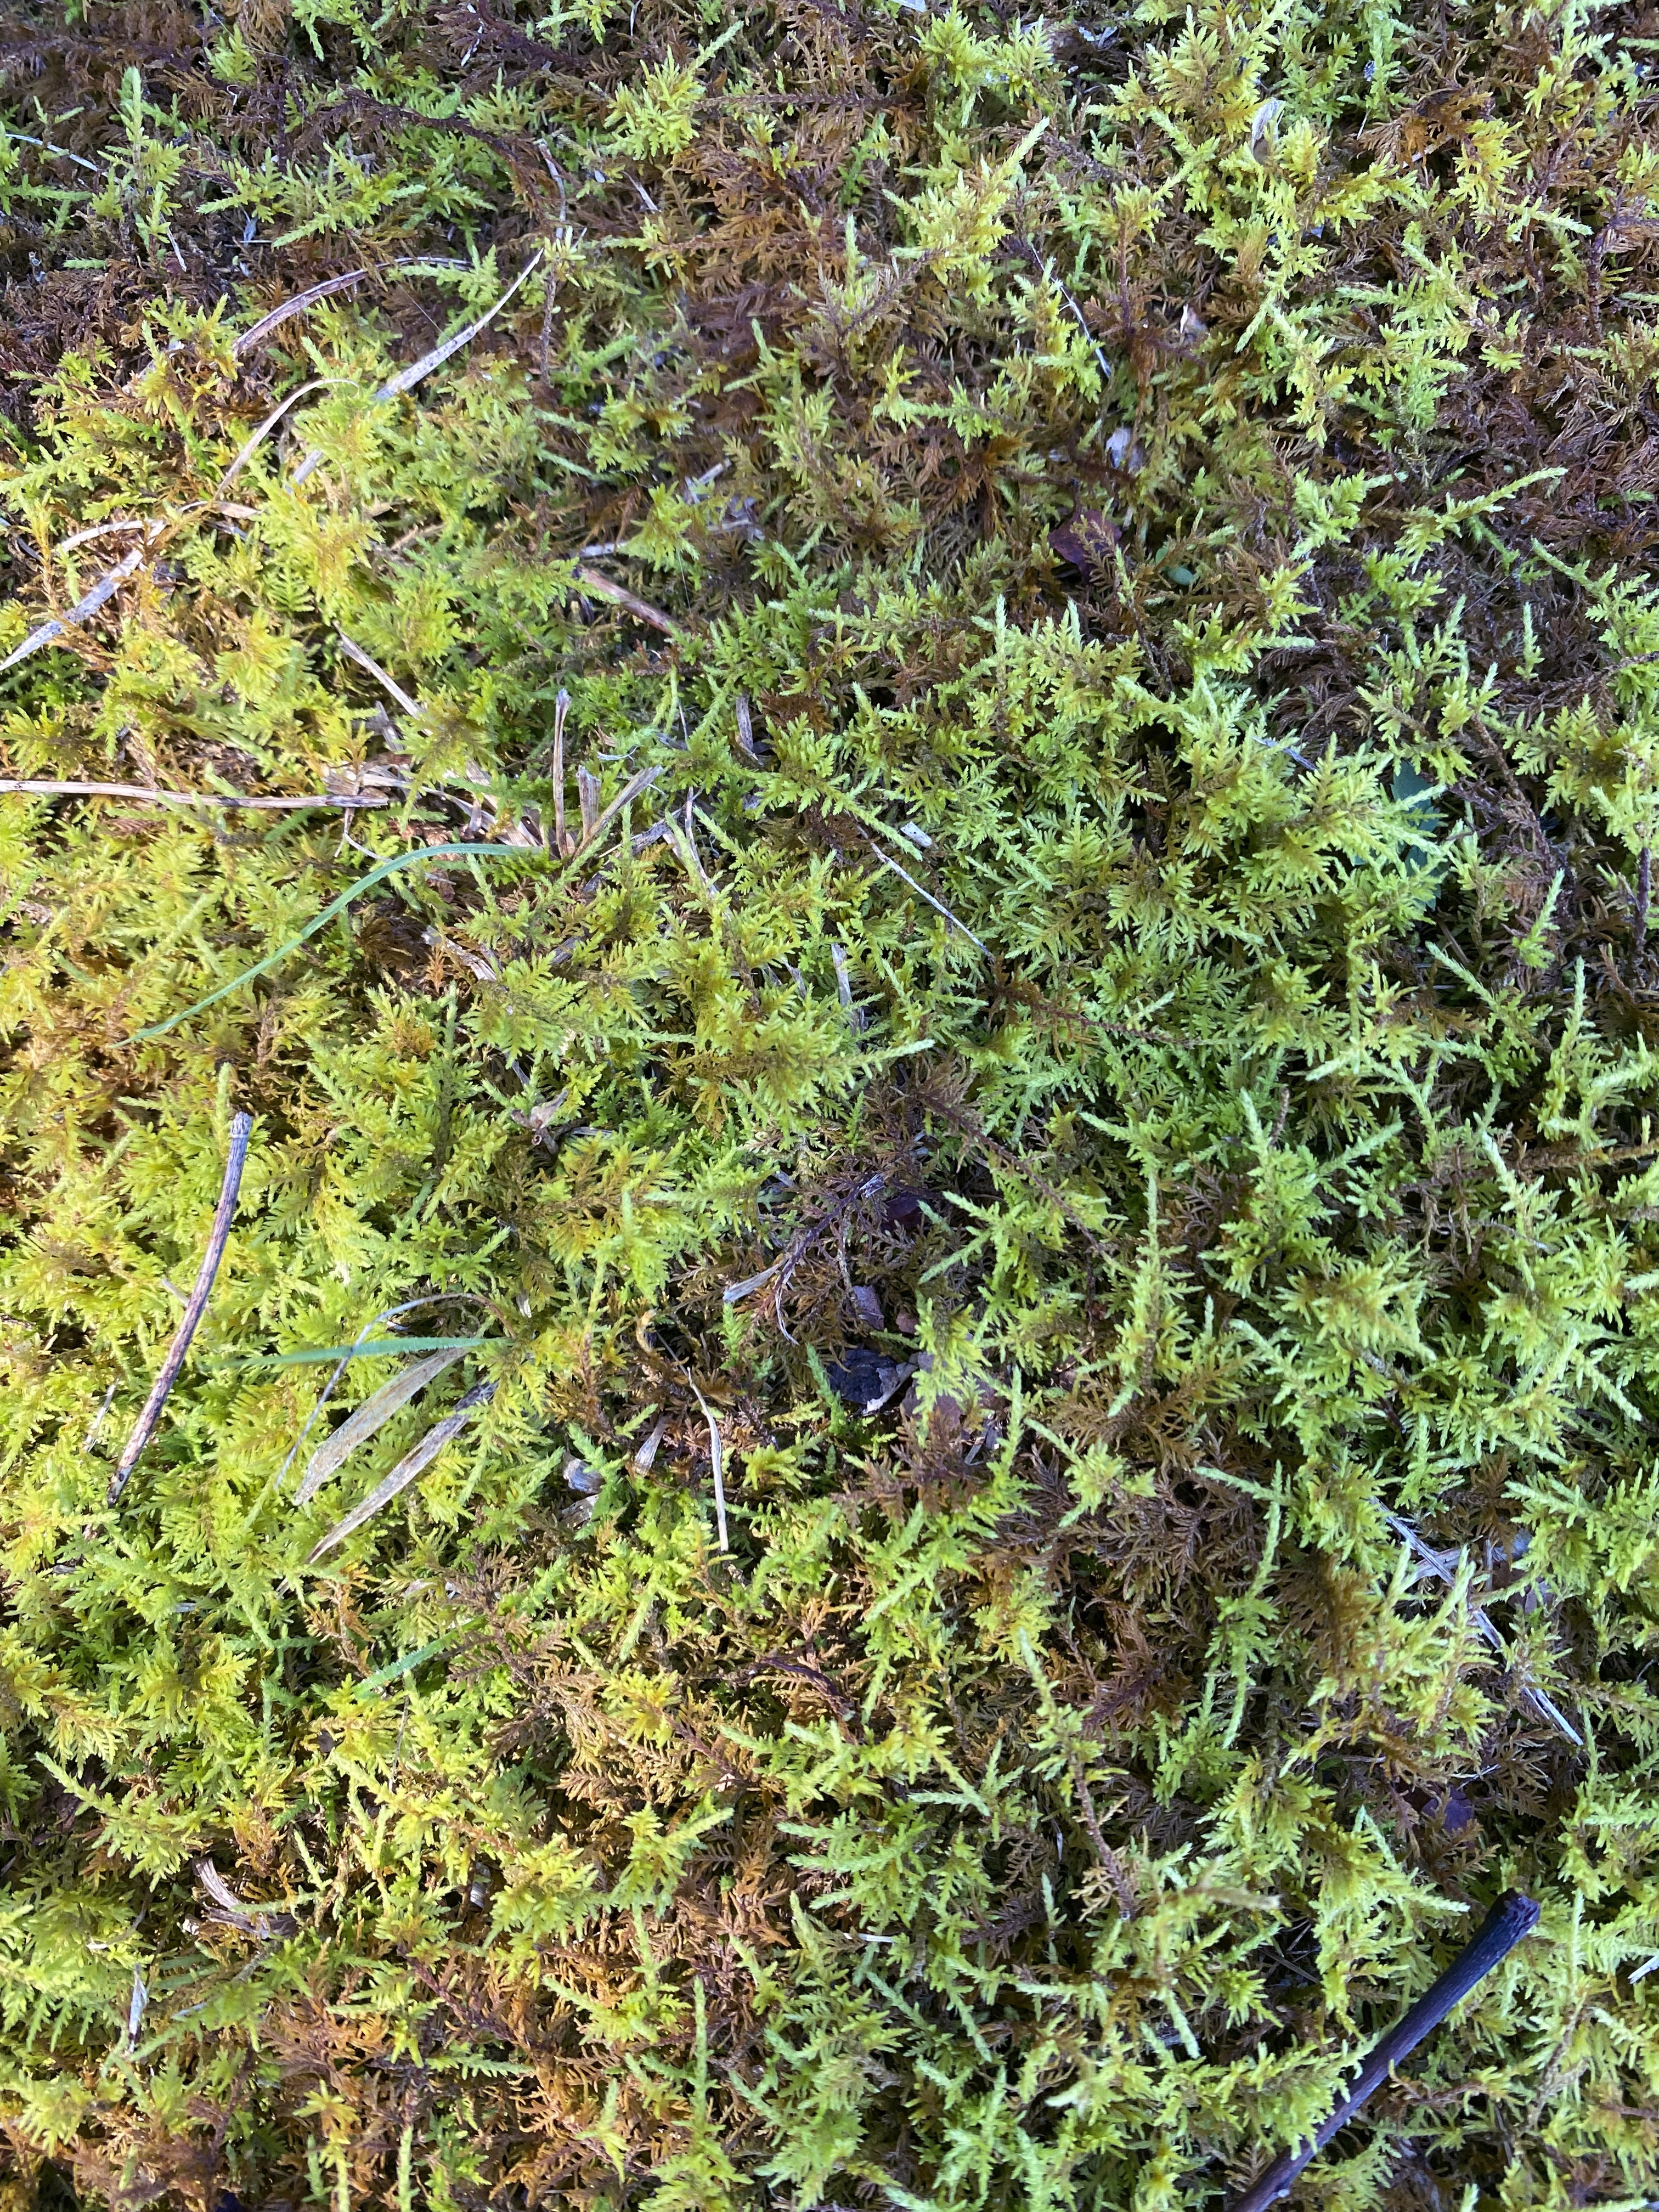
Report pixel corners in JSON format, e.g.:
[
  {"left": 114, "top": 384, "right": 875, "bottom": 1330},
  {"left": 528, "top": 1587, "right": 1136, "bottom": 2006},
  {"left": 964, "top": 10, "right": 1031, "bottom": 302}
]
[
  {"left": 1228, "top": 1892, "right": 1541, "bottom": 2212},
  {"left": 108, "top": 1111, "right": 254, "bottom": 1506},
  {"left": 0, "top": 779, "right": 383, "bottom": 811},
  {"left": 572, "top": 565, "right": 681, "bottom": 637},
  {"left": 928, "top": 1097, "right": 1107, "bottom": 1257}
]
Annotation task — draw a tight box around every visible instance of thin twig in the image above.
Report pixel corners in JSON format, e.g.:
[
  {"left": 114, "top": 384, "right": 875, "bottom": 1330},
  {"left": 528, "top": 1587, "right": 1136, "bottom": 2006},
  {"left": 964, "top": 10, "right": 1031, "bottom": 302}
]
[
  {"left": 0, "top": 778, "right": 383, "bottom": 811},
  {"left": 1228, "top": 1892, "right": 1541, "bottom": 2212},
  {"left": 572, "top": 565, "right": 681, "bottom": 636},
  {"left": 109, "top": 1111, "right": 253, "bottom": 1506}
]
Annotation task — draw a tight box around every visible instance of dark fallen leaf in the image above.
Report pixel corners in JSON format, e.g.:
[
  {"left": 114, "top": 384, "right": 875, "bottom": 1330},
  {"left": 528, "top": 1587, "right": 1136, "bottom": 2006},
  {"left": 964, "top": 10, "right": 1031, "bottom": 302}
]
[
  {"left": 882, "top": 1188, "right": 926, "bottom": 1229},
  {"left": 1049, "top": 510, "right": 1121, "bottom": 575},
  {"left": 1437, "top": 1786, "right": 1476, "bottom": 1835}
]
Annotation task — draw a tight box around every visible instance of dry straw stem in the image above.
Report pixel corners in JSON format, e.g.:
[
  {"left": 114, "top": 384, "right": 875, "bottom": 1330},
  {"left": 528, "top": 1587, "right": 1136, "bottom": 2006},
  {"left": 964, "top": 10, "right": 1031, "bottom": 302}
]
[
  {"left": 0, "top": 258, "right": 498, "bottom": 681},
  {"left": 336, "top": 628, "right": 424, "bottom": 719},
  {"left": 572, "top": 564, "right": 681, "bottom": 636},
  {"left": 1384, "top": 1512, "right": 1582, "bottom": 1745},
  {"left": 1, "top": 503, "right": 256, "bottom": 675},
  {"left": 230, "top": 257, "right": 469, "bottom": 358},
  {"left": 290, "top": 253, "right": 543, "bottom": 486},
  {"left": 0, "top": 540, "right": 151, "bottom": 675},
  {"left": 865, "top": 836, "right": 988, "bottom": 952},
  {"left": 0, "top": 779, "right": 385, "bottom": 811},
  {"left": 684, "top": 1374, "right": 729, "bottom": 1553},
  {"left": 107, "top": 1110, "right": 253, "bottom": 1507}
]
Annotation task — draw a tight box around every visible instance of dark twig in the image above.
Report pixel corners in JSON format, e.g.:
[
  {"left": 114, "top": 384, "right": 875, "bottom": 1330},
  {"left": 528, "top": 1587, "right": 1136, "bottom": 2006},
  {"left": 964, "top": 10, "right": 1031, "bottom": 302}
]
[
  {"left": 1637, "top": 845, "right": 1650, "bottom": 961},
  {"left": 108, "top": 1111, "right": 253, "bottom": 1506},
  {"left": 1228, "top": 1891, "right": 1541, "bottom": 2212},
  {"left": 928, "top": 1098, "right": 1108, "bottom": 1258}
]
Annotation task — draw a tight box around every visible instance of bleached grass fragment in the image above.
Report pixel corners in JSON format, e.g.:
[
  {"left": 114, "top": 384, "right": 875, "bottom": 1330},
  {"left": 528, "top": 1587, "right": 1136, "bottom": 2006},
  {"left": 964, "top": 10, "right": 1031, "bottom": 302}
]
[
  {"left": 290, "top": 254, "right": 543, "bottom": 485},
  {"left": 307, "top": 1380, "right": 495, "bottom": 1562},
  {"left": 297, "top": 1347, "right": 465, "bottom": 1503}
]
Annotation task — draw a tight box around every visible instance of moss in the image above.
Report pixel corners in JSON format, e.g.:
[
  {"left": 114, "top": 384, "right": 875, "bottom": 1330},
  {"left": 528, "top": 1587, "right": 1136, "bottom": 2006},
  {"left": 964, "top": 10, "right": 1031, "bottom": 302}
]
[{"left": 3, "top": 0, "right": 1659, "bottom": 2204}]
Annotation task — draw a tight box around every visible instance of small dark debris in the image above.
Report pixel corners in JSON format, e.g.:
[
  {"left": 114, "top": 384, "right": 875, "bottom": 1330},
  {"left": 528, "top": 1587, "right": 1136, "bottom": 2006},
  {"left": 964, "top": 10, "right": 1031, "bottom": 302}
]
[
  {"left": 823, "top": 1348, "right": 914, "bottom": 1413},
  {"left": 1436, "top": 1787, "right": 1476, "bottom": 1835},
  {"left": 882, "top": 1188, "right": 926, "bottom": 1230},
  {"left": 1050, "top": 510, "right": 1120, "bottom": 576}
]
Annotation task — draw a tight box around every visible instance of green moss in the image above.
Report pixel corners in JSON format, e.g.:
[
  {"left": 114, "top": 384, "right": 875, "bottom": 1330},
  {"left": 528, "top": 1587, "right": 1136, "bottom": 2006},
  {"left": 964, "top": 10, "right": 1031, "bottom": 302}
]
[{"left": 3, "top": 0, "right": 1659, "bottom": 2203}]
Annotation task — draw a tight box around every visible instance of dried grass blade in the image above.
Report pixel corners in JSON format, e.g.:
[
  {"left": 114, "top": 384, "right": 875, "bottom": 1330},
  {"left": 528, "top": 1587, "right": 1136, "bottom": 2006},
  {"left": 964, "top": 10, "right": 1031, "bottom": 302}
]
[
  {"left": 307, "top": 1380, "right": 494, "bottom": 1563},
  {"left": 372, "top": 253, "right": 541, "bottom": 401},
  {"left": 336, "top": 630, "right": 424, "bottom": 718},
  {"left": 632, "top": 1411, "right": 667, "bottom": 1472},
  {"left": 108, "top": 1111, "right": 253, "bottom": 1506},
  {"left": 196, "top": 1860, "right": 253, "bottom": 1916},
  {"left": 734, "top": 692, "right": 760, "bottom": 760},
  {"left": 866, "top": 839, "right": 988, "bottom": 953},
  {"left": 297, "top": 1347, "right": 464, "bottom": 1504},
  {"left": 232, "top": 257, "right": 470, "bottom": 358},
  {"left": 684, "top": 1376, "right": 729, "bottom": 1553},
  {"left": 1383, "top": 1511, "right": 1582, "bottom": 1745},
  {"left": 551, "top": 687, "right": 571, "bottom": 854},
  {"left": 290, "top": 256, "right": 541, "bottom": 484},
  {"left": 577, "top": 766, "right": 601, "bottom": 843},
  {"left": 217, "top": 378, "right": 345, "bottom": 493},
  {"left": 572, "top": 565, "right": 681, "bottom": 637},
  {"left": 194, "top": 1857, "right": 297, "bottom": 1938},
  {"left": 0, "top": 778, "right": 381, "bottom": 811},
  {"left": 724, "top": 1259, "right": 785, "bottom": 1306},
  {"left": 582, "top": 763, "right": 662, "bottom": 853},
  {"left": 0, "top": 541, "right": 150, "bottom": 676},
  {"left": 234, "top": 270, "right": 374, "bottom": 356}
]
